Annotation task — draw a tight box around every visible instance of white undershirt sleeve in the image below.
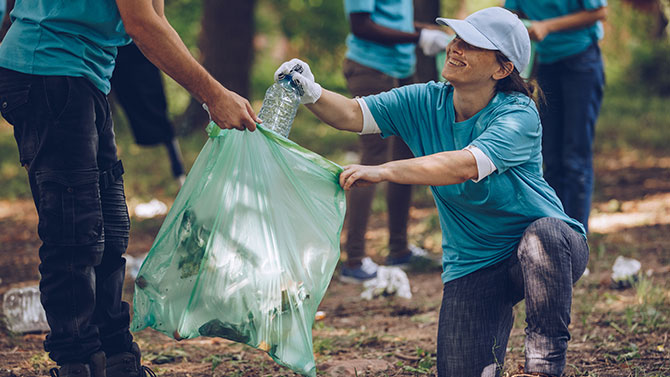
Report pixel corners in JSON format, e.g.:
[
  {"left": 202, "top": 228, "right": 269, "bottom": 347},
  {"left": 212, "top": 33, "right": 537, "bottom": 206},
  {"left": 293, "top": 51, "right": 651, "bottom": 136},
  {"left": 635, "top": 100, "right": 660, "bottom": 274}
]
[
  {"left": 355, "top": 97, "right": 381, "bottom": 135},
  {"left": 464, "top": 145, "right": 497, "bottom": 183}
]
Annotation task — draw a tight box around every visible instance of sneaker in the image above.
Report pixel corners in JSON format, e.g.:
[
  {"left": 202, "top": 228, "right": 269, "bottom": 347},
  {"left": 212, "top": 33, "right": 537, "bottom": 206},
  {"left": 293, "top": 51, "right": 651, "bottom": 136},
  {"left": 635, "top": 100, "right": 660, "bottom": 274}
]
[
  {"left": 106, "top": 342, "right": 156, "bottom": 377},
  {"left": 386, "top": 244, "right": 441, "bottom": 271},
  {"left": 340, "top": 257, "right": 378, "bottom": 283},
  {"left": 49, "top": 351, "right": 106, "bottom": 377}
]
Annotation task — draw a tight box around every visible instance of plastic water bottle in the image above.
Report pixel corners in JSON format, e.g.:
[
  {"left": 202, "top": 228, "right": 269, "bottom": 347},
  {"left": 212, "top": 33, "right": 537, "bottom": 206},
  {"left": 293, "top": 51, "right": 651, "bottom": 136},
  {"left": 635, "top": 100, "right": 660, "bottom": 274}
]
[
  {"left": 258, "top": 75, "right": 301, "bottom": 138},
  {"left": 2, "top": 285, "right": 50, "bottom": 333}
]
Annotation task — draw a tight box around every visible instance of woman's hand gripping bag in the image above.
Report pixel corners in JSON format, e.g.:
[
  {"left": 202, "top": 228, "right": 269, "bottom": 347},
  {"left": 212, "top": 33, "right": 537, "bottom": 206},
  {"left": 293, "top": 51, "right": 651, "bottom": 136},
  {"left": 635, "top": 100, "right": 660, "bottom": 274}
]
[{"left": 131, "top": 123, "right": 345, "bottom": 377}]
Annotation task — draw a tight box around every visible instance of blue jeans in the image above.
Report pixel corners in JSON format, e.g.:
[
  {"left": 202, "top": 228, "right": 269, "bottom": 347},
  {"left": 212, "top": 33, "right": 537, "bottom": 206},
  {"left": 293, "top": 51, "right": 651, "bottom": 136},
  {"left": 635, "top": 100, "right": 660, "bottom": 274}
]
[
  {"left": 437, "top": 218, "right": 589, "bottom": 377},
  {"left": 0, "top": 67, "right": 133, "bottom": 365},
  {"left": 536, "top": 44, "right": 605, "bottom": 231}
]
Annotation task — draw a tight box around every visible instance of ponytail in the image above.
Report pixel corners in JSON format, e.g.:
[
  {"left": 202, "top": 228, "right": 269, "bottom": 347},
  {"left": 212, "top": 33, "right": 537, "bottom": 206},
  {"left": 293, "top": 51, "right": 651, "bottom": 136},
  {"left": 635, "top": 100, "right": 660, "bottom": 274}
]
[{"left": 494, "top": 51, "right": 545, "bottom": 107}]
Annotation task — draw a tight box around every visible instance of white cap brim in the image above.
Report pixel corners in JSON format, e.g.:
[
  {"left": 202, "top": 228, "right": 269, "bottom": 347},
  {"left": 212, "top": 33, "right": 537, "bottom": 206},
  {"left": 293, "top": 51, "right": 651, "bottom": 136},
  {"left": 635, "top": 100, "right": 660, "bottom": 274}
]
[{"left": 435, "top": 18, "right": 498, "bottom": 51}]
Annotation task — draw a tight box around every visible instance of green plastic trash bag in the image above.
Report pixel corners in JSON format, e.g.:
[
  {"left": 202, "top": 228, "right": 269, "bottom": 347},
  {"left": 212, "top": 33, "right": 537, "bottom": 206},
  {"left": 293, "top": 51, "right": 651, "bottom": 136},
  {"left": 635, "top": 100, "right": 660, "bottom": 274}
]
[{"left": 131, "top": 123, "right": 346, "bottom": 377}]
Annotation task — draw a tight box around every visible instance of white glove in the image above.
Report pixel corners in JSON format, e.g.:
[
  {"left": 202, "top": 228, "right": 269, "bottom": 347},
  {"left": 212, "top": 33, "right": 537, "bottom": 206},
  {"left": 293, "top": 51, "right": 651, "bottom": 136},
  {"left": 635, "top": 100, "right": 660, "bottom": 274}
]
[
  {"left": 418, "top": 29, "right": 451, "bottom": 56},
  {"left": 274, "top": 58, "right": 322, "bottom": 104}
]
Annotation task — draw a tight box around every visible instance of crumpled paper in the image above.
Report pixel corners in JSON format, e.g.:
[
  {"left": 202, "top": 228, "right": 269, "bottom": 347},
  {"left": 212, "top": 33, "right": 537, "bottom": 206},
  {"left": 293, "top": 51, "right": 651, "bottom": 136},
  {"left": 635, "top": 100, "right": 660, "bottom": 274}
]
[{"left": 361, "top": 266, "right": 412, "bottom": 300}]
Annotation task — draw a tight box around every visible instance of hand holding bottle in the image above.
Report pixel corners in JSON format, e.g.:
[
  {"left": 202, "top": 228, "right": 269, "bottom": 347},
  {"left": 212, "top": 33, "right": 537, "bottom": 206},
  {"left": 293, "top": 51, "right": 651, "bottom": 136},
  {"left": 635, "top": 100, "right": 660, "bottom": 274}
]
[{"left": 274, "top": 58, "right": 322, "bottom": 104}]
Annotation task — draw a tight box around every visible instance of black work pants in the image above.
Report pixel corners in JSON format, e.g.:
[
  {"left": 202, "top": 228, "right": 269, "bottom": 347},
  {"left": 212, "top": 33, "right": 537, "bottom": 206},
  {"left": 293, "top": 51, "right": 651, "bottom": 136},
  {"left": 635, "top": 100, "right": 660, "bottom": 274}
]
[{"left": 0, "top": 67, "right": 133, "bottom": 365}]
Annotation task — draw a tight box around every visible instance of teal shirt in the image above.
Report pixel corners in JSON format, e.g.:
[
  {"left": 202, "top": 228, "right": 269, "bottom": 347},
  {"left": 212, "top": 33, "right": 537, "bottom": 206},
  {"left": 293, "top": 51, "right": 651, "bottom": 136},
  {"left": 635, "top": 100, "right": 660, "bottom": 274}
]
[
  {"left": 363, "top": 82, "right": 586, "bottom": 283},
  {"left": 505, "top": 0, "right": 607, "bottom": 63},
  {"left": 0, "top": 0, "right": 131, "bottom": 94},
  {"left": 344, "top": 0, "right": 416, "bottom": 79}
]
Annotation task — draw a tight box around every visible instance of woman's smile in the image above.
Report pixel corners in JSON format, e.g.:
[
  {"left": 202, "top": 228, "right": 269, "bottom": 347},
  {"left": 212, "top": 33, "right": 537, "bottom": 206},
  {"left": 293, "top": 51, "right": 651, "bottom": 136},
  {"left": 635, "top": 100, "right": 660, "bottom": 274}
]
[{"left": 447, "top": 57, "right": 466, "bottom": 67}]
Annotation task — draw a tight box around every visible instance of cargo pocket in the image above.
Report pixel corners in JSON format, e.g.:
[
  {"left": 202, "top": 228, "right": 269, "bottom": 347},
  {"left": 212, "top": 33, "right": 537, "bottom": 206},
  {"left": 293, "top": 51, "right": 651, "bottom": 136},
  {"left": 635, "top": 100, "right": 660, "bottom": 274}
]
[{"left": 35, "top": 170, "right": 103, "bottom": 246}]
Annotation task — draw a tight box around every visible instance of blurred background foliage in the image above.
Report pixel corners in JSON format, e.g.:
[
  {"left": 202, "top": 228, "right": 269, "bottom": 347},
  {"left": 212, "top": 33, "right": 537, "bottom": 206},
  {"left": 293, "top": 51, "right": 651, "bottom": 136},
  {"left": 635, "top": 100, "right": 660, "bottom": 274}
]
[{"left": 1, "top": 0, "right": 670, "bottom": 201}]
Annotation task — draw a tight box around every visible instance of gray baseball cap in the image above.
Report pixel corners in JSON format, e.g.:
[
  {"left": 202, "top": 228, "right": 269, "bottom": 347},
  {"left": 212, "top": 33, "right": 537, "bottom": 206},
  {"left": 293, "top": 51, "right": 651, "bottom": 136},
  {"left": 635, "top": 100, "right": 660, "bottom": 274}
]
[{"left": 436, "top": 7, "right": 531, "bottom": 74}]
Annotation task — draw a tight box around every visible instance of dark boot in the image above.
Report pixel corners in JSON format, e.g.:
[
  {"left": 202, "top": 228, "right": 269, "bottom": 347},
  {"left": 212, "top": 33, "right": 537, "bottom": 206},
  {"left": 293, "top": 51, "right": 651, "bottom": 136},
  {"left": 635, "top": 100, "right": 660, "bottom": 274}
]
[
  {"left": 49, "top": 351, "right": 106, "bottom": 377},
  {"left": 105, "top": 342, "right": 155, "bottom": 377}
]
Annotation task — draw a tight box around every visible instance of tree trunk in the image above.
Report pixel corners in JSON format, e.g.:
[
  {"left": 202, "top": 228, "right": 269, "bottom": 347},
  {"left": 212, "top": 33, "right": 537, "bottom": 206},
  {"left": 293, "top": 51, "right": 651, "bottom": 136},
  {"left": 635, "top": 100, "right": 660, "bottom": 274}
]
[
  {"left": 178, "top": 0, "right": 256, "bottom": 132},
  {"left": 413, "top": 0, "right": 440, "bottom": 83}
]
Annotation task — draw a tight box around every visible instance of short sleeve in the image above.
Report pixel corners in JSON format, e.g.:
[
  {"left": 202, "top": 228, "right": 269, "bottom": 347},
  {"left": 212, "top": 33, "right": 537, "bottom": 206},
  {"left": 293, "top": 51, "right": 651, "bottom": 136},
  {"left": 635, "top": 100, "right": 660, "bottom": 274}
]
[
  {"left": 470, "top": 105, "right": 541, "bottom": 173},
  {"left": 362, "top": 83, "right": 430, "bottom": 143},
  {"left": 504, "top": 0, "right": 520, "bottom": 11},
  {"left": 344, "top": 0, "right": 375, "bottom": 14}
]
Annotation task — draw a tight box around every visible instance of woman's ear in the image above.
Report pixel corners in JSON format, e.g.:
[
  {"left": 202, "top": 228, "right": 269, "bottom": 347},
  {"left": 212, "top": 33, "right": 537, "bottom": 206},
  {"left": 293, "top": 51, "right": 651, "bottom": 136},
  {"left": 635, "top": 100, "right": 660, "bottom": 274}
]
[{"left": 492, "top": 61, "right": 514, "bottom": 81}]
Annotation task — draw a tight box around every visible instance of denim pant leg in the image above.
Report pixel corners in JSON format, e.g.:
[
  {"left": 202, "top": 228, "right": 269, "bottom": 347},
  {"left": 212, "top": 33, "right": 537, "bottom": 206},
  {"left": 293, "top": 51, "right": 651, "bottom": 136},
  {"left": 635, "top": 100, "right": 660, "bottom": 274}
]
[
  {"left": 536, "top": 63, "right": 564, "bottom": 200},
  {"left": 437, "top": 258, "right": 517, "bottom": 377},
  {"left": 436, "top": 218, "right": 589, "bottom": 377},
  {"left": 537, "top": 44, "right": 605, "bottom": 231},
  {"left": 94, "top": 119, "right": 134, "bottom": 356},
  {"left": 0, "top": 69, "right": 131, "bottom": 364},
  {"left": 511, "top": 217, "right": 589, "bottom": 376}
]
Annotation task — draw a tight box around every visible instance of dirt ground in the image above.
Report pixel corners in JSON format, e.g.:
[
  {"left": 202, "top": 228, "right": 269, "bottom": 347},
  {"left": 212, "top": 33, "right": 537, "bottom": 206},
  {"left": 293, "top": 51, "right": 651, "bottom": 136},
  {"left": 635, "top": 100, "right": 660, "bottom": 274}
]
[{"left": 0, "top": 150, "right": 669, "bottom": 377}]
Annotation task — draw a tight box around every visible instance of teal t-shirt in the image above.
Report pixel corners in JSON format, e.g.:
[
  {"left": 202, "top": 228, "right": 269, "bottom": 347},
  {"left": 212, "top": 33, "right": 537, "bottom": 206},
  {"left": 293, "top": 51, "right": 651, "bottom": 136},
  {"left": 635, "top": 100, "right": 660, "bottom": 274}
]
[
  {"left": 505, "top": 0, "right": 607, "bottom": 63},
  {"left": 344, "top": 0, "right": 416, "bottom": 79},
  {"left": 363, "top": 82, "right": 586, "bottom": 283},
  {"left": 0, "top": 0, "right": 131, "bottom": 94}
]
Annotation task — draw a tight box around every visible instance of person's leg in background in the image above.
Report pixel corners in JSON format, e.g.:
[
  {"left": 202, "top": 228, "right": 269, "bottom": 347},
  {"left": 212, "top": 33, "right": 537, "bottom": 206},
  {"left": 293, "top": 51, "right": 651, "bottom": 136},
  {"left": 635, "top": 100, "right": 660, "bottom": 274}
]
[
  {"left": 385, "top": 135, "right": 414, "bottom": 261},
  {"left": 536, "top": 61, "right": 565, "bottom": 202},
  {"left": 339, "top": 59, "right": 399, "bottom": 282},
  {"left": 385, "top": 75, "right": 416, "bottom": 265},
  {"left": 111, "top": 42, "right": 186, "bottom": 186},
  {"left": 384, "top": 72, "right": 439, "bottom": 269},
  {"left": 556, "top": 44, "right": 605, "bottom": 231},
  {"left": 510, "top": 217, "right": 589, "bottom": 376}
]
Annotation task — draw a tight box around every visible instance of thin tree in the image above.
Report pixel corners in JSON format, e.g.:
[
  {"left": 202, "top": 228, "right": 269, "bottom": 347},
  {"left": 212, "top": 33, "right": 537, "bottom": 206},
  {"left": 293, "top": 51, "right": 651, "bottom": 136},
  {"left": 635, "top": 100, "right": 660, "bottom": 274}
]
[{"left": 179, "top": 0, "right": 257, "bottom": 132}]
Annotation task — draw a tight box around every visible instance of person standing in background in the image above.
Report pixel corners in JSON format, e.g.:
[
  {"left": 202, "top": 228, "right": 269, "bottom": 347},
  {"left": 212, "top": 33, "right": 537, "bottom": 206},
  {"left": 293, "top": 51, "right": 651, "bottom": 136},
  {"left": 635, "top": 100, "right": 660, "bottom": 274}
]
[
  {"left": 504, "top": 0, "right": 607, "bottom": 231},
  {"left": 340, "top": 0, "right": 450, "bottom": 283},
  {"left": 111, "top": 41, "right": 187, "bottom": 186}
]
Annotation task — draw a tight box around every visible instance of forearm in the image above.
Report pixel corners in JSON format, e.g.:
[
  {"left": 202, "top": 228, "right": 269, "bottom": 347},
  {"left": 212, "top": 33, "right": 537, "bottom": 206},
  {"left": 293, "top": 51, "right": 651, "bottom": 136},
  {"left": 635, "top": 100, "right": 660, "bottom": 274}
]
[
  {"left": 540, "top": 7, "right": 607, "bottom": 33},
  {"left": 116, "top": 0, "right": 222, "bottom": 105},
  {"left": 350, "top": 13, "right": 420, "bottom": 45},
  {"left": 305, "top": 89, "right": 363, "bottom": 133},
  {"left": 380, "top": 150, "right": 477, "bottom": 186}
]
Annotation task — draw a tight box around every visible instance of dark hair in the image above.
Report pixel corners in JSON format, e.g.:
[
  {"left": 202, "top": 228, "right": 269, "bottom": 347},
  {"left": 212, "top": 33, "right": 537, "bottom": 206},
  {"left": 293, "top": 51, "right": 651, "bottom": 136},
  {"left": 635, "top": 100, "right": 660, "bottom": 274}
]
[{"left": 494, "top": 51, "right": 545, "bottom": 107}]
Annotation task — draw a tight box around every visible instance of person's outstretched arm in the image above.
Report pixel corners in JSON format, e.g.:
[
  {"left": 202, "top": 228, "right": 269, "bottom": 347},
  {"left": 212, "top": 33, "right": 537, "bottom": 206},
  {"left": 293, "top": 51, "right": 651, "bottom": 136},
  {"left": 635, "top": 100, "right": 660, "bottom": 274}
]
[
  {"left": 274, "top": 59, "right": 479, "bottom": 189},
  {"left": 349, "top": 12, "right": 420, "bottom": 44},
  {"left": 339, "top": 150, "right": 478, "bottom": 189},
  {"left": 115, "top": 0, "right": 261, "bottom": 131},
  {"left": 274, "top": 58, "right": 363, "bottom": 132},
  {"left": 306, "top": 89, "right": 364, "bottom": 133},
  {"left": 350, "top": 13, "right": 451, "bottom": 56}
]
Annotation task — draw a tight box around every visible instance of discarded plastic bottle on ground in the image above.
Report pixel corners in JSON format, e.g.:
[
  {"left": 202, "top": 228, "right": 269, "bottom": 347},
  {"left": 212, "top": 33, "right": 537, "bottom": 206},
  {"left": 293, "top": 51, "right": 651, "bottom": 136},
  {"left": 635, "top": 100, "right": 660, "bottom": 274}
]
[
  {"left": 257, "top": 74, "right": 301, "bottom": 138},
  {"left": 2, "top": 285, "right": 50, "bottom": 333}
]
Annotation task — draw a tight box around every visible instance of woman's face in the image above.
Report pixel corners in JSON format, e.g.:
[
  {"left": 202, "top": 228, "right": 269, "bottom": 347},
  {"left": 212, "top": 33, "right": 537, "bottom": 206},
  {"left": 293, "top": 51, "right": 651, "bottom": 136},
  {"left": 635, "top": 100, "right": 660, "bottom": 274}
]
[{"left": 441, "top": 36, "right": 502, "bottom": 88}]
